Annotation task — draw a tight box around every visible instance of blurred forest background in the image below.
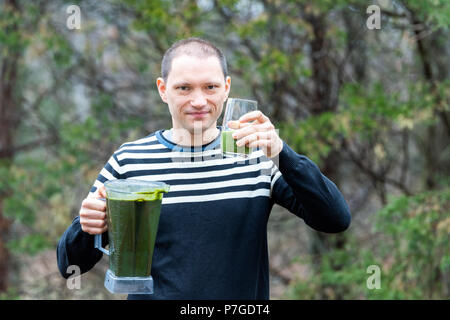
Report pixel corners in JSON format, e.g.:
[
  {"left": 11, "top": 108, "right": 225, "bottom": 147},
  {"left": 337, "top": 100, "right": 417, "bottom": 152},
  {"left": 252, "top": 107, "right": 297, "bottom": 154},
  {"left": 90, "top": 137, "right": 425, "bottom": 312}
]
[{"left": 0, "top": 0, "right": 449, "bottom": 300}]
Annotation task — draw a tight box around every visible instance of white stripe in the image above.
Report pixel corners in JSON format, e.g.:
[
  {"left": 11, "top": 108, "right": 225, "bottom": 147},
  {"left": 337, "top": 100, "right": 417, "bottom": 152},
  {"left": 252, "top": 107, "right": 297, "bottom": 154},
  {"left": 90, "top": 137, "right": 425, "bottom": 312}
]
[
  {"left": 89, "top": 176, "right": 270, "bottom": 199},
  {"left": 117, "top": 143, "right": 166, "bottom": 152},
  {"left": 271, "top": 164, "right": 279, "bottom": 175},
  {"left": 271, "top": 171, "right": 282, "bottom": 189},
  {"left": 99, "top": 167, "right": 116, "bottom": 181},
  {"left": 121, "top": 161, "right": 273, "bottom": 182},
  {"left": 109, "top": 156, "right": 122, "bottom": 175},
  {"left": 91, "top": 176, "right": 270, "bottom": 194},
  {"left": 165, "top": 175, "right": 270, "bottom": 192},
  {"left": 116, "top": 148, "right": 221, "bottom": 161},
  {"left": 162, "top": 188, "right": 270, "bottom": 204},
  {"left": 116, "top": 147, "right": 266, "bottom": 161},
  {"left": 120, "top": 135, "right": 157, "bottom": 146},
  {"left": 93, "top": 180, "right": 105, "bottom": 189}
]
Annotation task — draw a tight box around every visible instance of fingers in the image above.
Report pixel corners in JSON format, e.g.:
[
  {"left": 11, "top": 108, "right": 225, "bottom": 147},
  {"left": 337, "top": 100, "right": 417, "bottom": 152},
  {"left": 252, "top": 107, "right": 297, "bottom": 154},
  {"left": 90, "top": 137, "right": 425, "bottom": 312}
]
[
  {"left": 227, "top": 110, "right": 265, "bottom": 130},
  {"left": 238, "top": 110, "right": 268, "bottom": 124},
  {"left": 81, "top": 198, "right": 106, "bottom": 212},
  {"left": 231, "top": 121, "right": 275, "bottom": 141},
  {"left": 80, "top": 216, "right": 107, "bottom": 229},
  {"left": 226, "top": 120, "right": 252, "bottom": 130},
  {"left": 225, "top": 111, "right": 283, "bottom": 158},
  {"left": 80, "top": 207, "right": 106, "bottom": 220},
  {"left": 80, "top": 196, "right": 108, "bottom": 235},
  {"left": 80, "top": 210, "right": 108, "bottom": 235},
  {"left": 236, "top": 131, "right": 272, "bottom": 147},
  {"left": 81, "top": 224, "right": 108, "bottom": 235}
]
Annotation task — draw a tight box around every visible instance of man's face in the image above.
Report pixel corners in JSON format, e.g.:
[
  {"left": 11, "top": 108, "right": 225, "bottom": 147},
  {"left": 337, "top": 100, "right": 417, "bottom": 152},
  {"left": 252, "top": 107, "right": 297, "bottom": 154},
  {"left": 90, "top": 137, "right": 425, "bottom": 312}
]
[{"left": 157, "top": 54, "right": 231, "bottom": 134}]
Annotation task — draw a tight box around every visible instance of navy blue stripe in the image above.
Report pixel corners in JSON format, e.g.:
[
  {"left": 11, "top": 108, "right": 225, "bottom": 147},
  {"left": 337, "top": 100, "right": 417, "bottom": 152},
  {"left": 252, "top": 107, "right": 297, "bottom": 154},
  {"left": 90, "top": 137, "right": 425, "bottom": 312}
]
[
  {"left": 125, "top": 166, "right": 271, "bottom": 181},
  {"left": 161, "top": 195, "right": 271, "bottom": 207},
  {"left": 119, "top": 140, "right": 159, "bottom": 148},
  {"left": 116, "top": 151, "right": 268, "bottom": 166},
  {"left": 156, "top": 128, "right": 222, "bottom": 152},
  {"left": 104, "top": 162, "right": 121, "bottom": 179},
  {"left": 117, "top": 152, "right": 265, "bottom": 165},
  {"left": 97, "top": 174, "right": 108, "bottom": 184},
  {"left": 156, "top": 130, "right": 178, "bottom": 150},
  {"left": 163, "top": 182, "right": 271, "bottom": 198}
]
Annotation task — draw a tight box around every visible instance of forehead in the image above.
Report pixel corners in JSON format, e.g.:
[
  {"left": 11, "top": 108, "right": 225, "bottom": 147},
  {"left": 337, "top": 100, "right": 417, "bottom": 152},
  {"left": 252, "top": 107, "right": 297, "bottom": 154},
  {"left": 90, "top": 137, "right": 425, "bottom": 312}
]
[{"left": 167, "top": 54, "right": 224, "bottom": 85}]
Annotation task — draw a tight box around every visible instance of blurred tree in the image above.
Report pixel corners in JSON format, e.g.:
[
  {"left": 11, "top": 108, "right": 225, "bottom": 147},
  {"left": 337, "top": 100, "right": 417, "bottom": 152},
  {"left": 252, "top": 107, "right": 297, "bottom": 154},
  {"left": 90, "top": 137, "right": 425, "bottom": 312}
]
[
  {"left": 0, "top": 0, "right": 35, "bottom": 292},
  {"left": 0, "top": 0, "right": 448, "bottom": 299}
]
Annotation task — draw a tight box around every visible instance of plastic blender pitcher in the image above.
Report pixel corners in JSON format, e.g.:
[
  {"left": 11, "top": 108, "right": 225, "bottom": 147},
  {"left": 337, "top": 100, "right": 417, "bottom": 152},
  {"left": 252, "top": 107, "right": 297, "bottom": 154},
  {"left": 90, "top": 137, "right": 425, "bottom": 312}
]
[{"left": 95, "top": 179, "right": 169, "bottom": 294}]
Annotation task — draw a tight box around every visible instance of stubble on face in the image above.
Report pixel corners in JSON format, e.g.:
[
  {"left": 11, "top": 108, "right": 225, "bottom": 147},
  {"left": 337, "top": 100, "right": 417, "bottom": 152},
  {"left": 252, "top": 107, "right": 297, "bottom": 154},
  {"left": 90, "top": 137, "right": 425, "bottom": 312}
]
[{"left": 159, "top": 54, "right": 231, "bottom": 146}]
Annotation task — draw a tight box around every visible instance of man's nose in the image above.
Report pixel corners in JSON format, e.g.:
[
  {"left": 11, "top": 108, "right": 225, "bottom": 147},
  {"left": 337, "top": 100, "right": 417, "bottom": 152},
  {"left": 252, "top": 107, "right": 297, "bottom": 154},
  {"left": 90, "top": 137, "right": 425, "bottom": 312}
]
[{"left": 190, "top": 91, "right": 207, "bottom": 107}]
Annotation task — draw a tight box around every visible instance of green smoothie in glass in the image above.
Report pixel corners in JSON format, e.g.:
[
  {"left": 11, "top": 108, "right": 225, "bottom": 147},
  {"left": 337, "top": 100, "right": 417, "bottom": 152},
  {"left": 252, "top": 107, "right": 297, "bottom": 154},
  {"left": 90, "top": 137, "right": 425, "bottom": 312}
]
[
  {"left": 221, "top": 98, "right": 258, "bottom": 158},
  {"left": 221, "top": 129, "right": 252, "bottom": 158}
]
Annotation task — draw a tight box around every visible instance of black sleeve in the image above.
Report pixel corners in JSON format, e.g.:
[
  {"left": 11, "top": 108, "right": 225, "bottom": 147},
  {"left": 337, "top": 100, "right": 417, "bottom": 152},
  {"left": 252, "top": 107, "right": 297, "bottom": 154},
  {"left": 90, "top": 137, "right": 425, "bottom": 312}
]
[
  {"left": 271, "top": 141, "right": 351, "bottom": 233},
  {"left": 56, "top": 216, "right": 108, "bottom": 279}
]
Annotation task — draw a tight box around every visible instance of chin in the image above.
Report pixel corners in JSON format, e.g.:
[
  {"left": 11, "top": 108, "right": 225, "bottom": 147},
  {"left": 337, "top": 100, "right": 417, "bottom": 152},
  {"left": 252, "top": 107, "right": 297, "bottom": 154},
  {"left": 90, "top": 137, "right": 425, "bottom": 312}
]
[{"left": 187, "top": 122, "right": 216, "bottom": 134}]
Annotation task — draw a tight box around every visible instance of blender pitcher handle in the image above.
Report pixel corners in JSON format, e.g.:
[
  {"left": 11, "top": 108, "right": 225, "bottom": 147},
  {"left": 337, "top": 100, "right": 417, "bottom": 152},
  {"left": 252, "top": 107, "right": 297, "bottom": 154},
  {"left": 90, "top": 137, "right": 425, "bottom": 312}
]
[
  {"left": 95, "top": 234, "right": 109, "bottom": 256},
  {"left": 94, "top": 197, "right": 109, "bottom": 256}
]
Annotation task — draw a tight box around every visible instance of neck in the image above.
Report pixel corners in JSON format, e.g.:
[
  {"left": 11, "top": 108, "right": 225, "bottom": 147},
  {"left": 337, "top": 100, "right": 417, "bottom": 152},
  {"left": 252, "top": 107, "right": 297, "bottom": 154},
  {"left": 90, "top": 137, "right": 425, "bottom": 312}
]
[{"left": 170, "top": 126, "right": 220, "bottom": 147}]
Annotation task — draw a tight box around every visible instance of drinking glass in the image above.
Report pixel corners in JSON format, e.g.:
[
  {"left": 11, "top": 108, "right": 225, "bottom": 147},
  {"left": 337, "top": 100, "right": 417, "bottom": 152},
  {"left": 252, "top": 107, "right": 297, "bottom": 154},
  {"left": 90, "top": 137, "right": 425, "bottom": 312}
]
[{"left": 221, "top": 98, "right": 258, "bottom": 158}]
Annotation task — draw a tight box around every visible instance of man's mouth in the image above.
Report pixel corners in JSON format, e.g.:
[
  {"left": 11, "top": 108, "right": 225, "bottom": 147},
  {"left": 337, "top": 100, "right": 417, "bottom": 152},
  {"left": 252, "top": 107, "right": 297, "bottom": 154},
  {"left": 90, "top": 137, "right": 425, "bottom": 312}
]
[
  {"left": 187, "top": 111, "right": 209, "bottom": 114},
  {"left": 187, "top": 111, "right": 209, "bottom": 118}
]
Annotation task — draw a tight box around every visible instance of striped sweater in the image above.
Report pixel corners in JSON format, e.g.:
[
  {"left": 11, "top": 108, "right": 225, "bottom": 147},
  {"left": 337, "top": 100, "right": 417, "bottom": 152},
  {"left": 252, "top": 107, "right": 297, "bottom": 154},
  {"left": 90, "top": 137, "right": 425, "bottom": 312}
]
[{"left": 57, "top": 127, "right": 351, "bottom": 299}]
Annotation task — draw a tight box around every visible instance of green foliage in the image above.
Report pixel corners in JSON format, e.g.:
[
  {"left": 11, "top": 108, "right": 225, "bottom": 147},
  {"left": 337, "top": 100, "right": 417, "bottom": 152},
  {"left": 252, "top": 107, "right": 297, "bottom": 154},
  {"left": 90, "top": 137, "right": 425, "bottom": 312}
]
[
  {"left": 278, "top": 80, "right": 441, "bottom": 166},
  {"left": 45, "top": 33, "right": 74, "bottom": 67},
  {"left": 400, "top": 0, "right": 450, "bottom": 30},
  {"left": 374, "top": 189, "right": 450, "bottom": 299},
  {"left": 0, "top": 4, "right": 29, "bottom": 54},
  {"left": 277, "top": 113, "right": 341, "bottom": 165},
  {"left": 125, "top": 0, "right": 203, "bottom": 41},
  {"left": 286, "top": 236, "right": 386, "bottom": 299},
  {"left": 6, "top": 234, "right": 52, "bottom": 256},
  {"left": 287, "top": 188, "right": 450, "bottom": 299}
]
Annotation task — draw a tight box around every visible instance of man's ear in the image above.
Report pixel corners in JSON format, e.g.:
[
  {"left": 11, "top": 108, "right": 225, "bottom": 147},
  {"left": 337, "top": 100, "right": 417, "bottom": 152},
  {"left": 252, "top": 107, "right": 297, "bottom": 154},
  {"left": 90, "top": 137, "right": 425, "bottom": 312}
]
[
  {"left": 224, "top": 76, "right": 231, "bottom": 100},
  {"left": 156, "top": 77, "right": 167, "bottom": 103}
]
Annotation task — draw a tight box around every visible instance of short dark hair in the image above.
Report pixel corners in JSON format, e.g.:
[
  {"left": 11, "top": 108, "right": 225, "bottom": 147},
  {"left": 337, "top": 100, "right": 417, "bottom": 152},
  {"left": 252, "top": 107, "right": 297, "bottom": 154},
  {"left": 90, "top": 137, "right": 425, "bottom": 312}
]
[{"left": 161, "top": 37, "right": 228, "bottom": 82}]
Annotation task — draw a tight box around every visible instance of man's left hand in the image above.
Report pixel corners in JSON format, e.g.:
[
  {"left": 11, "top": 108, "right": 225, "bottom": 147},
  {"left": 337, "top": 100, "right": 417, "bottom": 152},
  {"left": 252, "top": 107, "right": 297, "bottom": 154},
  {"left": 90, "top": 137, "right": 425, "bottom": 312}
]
[{"left": 227, "top": 111, "right": 283, "bottom": 159}]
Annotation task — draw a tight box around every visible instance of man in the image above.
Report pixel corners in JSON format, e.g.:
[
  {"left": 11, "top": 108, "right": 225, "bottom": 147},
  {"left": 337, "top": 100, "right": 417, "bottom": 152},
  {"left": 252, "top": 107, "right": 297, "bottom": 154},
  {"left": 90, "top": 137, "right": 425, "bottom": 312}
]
[{"left": 57, "top": 37, "right": 351, "bottom": 299}]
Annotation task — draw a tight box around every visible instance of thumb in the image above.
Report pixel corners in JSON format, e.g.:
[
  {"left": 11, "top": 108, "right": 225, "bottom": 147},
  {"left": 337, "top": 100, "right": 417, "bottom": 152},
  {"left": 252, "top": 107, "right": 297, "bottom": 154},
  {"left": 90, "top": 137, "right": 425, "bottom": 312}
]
[
  {"left": 227, "top": 120, "right": 240, "bottom": 130},
  {"left": 97, "top": 184, "right": 107, "bottom": 199}
]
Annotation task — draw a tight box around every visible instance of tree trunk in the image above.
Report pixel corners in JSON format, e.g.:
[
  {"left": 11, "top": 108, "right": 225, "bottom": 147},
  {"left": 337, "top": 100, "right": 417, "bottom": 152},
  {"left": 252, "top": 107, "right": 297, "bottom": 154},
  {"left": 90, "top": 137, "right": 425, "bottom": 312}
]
[
  {"left": 408, "top": 12, "right": 445, "bottom": 190},
  {"left": 0, "top": 0, "right": 21, "bottom": 292},
  {"left": 304, "top": 12, "right": 349, "bottom": 299}
]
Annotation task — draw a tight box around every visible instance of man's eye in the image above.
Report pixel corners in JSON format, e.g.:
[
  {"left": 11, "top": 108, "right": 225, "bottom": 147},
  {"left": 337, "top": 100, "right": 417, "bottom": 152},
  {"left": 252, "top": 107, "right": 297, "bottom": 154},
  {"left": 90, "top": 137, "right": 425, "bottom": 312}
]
[
  {"left": 206, "top": 85, "right": 217, "bottom": 90},
  {"left": 177, "top": 86, "right": 190, "bottom": 91}
]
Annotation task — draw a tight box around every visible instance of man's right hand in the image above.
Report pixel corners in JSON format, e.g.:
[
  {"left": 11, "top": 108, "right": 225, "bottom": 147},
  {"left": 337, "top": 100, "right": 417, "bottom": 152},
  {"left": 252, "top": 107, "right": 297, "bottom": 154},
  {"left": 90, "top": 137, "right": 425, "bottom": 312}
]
[{"left": 79, "top": 185, "right": 108, "bottom": 235}]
